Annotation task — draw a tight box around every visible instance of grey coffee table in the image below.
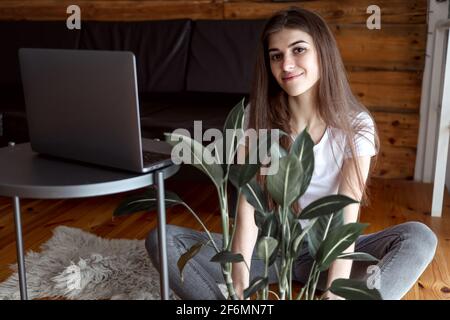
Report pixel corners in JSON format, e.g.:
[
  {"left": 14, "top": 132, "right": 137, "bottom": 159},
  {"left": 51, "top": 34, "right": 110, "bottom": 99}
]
[{"left": 0, "top": 143, "right": 179, "bottom": 300}]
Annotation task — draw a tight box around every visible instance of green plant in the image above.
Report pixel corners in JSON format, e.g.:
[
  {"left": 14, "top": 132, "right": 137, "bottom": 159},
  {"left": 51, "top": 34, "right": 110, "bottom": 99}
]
[{"left": 114, "top": 98, "right": 381, "bottom": 300}]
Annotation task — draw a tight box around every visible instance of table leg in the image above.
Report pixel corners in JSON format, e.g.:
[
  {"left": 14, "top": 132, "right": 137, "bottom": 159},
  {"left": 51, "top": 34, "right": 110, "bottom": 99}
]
[
  {"left": 12, "top": 196, "right": 28, "bottom": 300},
  {"left": 156, "top": 170, "right": 169, "bottom": 300}
]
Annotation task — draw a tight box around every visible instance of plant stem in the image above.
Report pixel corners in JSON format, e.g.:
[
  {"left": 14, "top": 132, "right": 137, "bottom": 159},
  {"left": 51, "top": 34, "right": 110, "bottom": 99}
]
[
  {"left": 216, "top": 184, "right": 239, "bottom": 300},
  {"left": 218, "top": 185, "right": 229, "bottom": 248},
  {"left": 228, "top": 190, "right": 241, "bottom": 251},
  {"left": 269, "top": 290, "right": 280, "bottom": 300},
  {"left": 278, "top": 207, "right": 287, "bottom": 300},
  {"left": 310, "top": 267, "right": 322, "bottom": 300},
  {"left": 297, "top": 284, "right": 306, "bottom": 300},
  {"left": 298, "top": 260, "right": 316, "bottom": 300},
  {"left": 323, "top": 214, "right": 333, "bottom": 241},
  {"left": 263, "top": 236, "right": 272, "bottom": 300},
  {"left": 308, "top": 213, "right": 333, "bottom": 300},
  {"left": 290, "top": 259, "right": 295, "bottom": 300}
]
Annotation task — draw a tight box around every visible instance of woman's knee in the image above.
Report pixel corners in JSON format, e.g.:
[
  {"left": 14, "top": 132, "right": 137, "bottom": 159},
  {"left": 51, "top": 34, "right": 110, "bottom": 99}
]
[
  {"left": 398, "top": 221, "right": 438, "bottom": 260},
  {"left": 145, "top": 227, "right": 158, "bottom": 256},
  {"left": 144, "top": 224, "right": 185, "bottom": 266}
]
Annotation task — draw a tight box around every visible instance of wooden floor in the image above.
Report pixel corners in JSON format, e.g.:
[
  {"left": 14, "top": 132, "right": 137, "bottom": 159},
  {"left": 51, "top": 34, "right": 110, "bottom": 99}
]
[{"left": 0, "top": 177, "right": 449, "bottom": 300}]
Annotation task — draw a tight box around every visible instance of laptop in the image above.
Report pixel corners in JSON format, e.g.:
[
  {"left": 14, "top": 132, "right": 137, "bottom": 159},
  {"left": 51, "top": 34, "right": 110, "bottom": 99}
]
[{"left": 18, "top": 48, "right": 173, "bottom": 173}]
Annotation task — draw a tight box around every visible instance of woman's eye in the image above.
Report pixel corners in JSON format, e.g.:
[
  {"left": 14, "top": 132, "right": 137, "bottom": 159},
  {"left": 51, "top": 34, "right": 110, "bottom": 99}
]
[
  {"left": 270, "top": 54, "right": 282, "bottom": 61},
  {"left": 294, "top": 47, "right": 306, "bottom": 54}
]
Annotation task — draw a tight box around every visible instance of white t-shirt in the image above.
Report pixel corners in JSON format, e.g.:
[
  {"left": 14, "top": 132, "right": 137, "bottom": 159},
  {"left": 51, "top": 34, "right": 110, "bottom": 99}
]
[
  {"left": 296, "top": 111, "right": 377, "bottom": 228},
  {"left": 239, "top": 107, "right": 377, "bottom": 229}
]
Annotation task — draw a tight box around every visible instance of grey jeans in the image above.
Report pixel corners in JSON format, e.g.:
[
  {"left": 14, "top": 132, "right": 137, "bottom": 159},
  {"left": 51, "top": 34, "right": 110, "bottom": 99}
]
[{"left": 145, "top": 221, "right": 437, "bottom": 300}]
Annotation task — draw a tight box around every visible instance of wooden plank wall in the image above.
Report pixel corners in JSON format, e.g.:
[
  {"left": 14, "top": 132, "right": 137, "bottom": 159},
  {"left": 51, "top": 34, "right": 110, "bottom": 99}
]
[{"left": 0, "top": 0, "right": 427, "bottom": 179}]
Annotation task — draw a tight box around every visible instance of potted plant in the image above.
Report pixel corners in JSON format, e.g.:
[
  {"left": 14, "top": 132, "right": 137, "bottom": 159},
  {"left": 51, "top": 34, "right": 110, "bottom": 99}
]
[{"left": 114, "top": 98, "right": 381, "bottom": 300}]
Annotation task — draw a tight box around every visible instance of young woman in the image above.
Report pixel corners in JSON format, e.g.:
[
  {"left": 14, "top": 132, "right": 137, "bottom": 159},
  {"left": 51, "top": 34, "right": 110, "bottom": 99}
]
[{"left": 145, "top": 7, "right": 437, "bottom": 300}]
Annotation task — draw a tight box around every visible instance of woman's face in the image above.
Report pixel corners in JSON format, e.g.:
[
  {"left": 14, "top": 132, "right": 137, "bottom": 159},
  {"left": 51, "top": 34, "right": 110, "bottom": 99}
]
[{"left": 267, "top": 28, "right": 320, "bottom": 97}]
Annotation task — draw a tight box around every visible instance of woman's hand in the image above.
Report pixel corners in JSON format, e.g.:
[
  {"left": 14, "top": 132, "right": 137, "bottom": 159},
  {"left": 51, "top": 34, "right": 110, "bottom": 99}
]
[
  {"left": 232, "top": 281, "right": 245, "bottom": 300},
  {"left": 231, "top": 262, "right": 248, "bottom": 300}
]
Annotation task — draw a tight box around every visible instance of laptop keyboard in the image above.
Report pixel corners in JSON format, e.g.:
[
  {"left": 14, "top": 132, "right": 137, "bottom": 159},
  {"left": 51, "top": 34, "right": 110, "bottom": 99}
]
[{"left": 142, "top": 150, "right": 171, "bottom": 165}]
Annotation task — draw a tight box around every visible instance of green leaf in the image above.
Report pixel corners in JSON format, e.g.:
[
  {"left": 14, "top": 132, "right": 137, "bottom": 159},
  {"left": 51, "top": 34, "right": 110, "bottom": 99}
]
[
  {"left": 113, "top": 188, "right": 183, "bottom": 217},
  {"left": 270, "top": 140, "right": 288, "bottom": 159},
  {"left": 240, "top": 177, "right": 268, "bottom": 214},
  {"left": 177, "top": 242, "right": 206, "bottom": 282},
  {"left": 287, "top": 207, "right": 301, "bottom": 239},
  {"left": 254, "top": 210, "right": 269, "bottom": 229},
  {"left": 210, "top": 251, "right": 244, "bottom": 264},
  {"left": 256, "top": 236, "right": 278, "bottom": 260},
  {"left": 290, "top": 128, "right": 315, "bottom": 197},
  {"left": 287, "top": 207, "right": 298, "bottom": 229},
  {"left": 165, "top": 132, "right": 224, "bottom": 189},
  {"left": 229, "top": 125, "right": 275, "bottom": 188},
  {"left": 243, "top": 276, "right": 269, "bottom": 300},
  {"left": 268, "top": 241, "right": 281, "bottom": 267},
  {"left": 266, "top": 154, "right": 302, "bottom": 208},
  {"left": 228, "top": 164, "right": 241, "bottom": 188},
  {"left": 238, "top": 163, "right": 261, "bottom": 188},
  {"left": 336, "top": 252, "right": 379, "bottom": 262},
  {"left": 315, "top": 222, "right": 368, "bottom": 271},
  {"left": 260, "top": 213, "right": 280, "bottom": 239},
  {"left": 328, "top": 279, "right": 382, "bottom": 300},
  {"left": 290, "top": 218, "right": 317, "bottom": 257},
  {"left": 258, "top": 214, "right": 281, "bottom": 266},
  {"left": 290, "top": 127, "right": 314, "bottom": 159},
  {"left": 223, "top": 98, "right": 246, "bottom": 171},
  {"left": 228, "top": 163, "right": 260, "bottom": 190},
  {"left": 300, "top": 195, "right": 359, "bottom": 220},
  {"left": 306, "top": 210, "right": 344, "bottom": 259}
]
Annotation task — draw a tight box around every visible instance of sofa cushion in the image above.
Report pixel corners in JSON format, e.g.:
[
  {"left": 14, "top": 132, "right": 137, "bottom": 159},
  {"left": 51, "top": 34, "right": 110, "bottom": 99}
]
[
  {"left": 79, "top": 20, "right": 191, "bottom": 93},
  {"left": 186, "top": 20, "right": 265, "bottom": 94}
]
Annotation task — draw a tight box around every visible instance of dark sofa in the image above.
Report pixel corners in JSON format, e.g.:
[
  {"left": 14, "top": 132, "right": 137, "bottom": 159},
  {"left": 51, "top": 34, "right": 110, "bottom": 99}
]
[{"left": 0, "top": 19, "right": 266, "bottom": 146}]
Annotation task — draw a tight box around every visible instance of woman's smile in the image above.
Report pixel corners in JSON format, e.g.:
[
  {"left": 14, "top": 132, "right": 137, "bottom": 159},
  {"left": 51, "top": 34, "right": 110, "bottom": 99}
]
[{"left": 282, "top": 72, "right": 304, "bottom": 82}]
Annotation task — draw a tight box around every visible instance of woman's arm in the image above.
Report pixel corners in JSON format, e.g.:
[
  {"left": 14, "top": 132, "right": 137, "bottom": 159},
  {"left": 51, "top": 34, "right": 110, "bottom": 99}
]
[
  {"left": 231, "top": 144, "right": 259, "bottom": 299},
  {"left": 324, "top": 155, "right": 372, "bottom": 299}
]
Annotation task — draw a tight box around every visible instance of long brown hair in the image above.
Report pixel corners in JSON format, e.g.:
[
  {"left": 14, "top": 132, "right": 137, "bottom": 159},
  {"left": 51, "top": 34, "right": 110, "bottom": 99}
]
[{"left": 248, "top": 7, "right": 379, "bottom": 214}]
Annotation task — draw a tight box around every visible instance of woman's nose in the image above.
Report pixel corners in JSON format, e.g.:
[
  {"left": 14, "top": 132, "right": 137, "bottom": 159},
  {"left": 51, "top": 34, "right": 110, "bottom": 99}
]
[{"left": 282, "top": 56, "right": 295, "bottom": 71}]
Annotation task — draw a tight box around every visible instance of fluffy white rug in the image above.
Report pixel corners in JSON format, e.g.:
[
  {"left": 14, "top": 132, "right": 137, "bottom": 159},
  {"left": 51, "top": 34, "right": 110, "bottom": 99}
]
[{"left": 0, "top": 226, "right": 177, "bottom": 300}]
